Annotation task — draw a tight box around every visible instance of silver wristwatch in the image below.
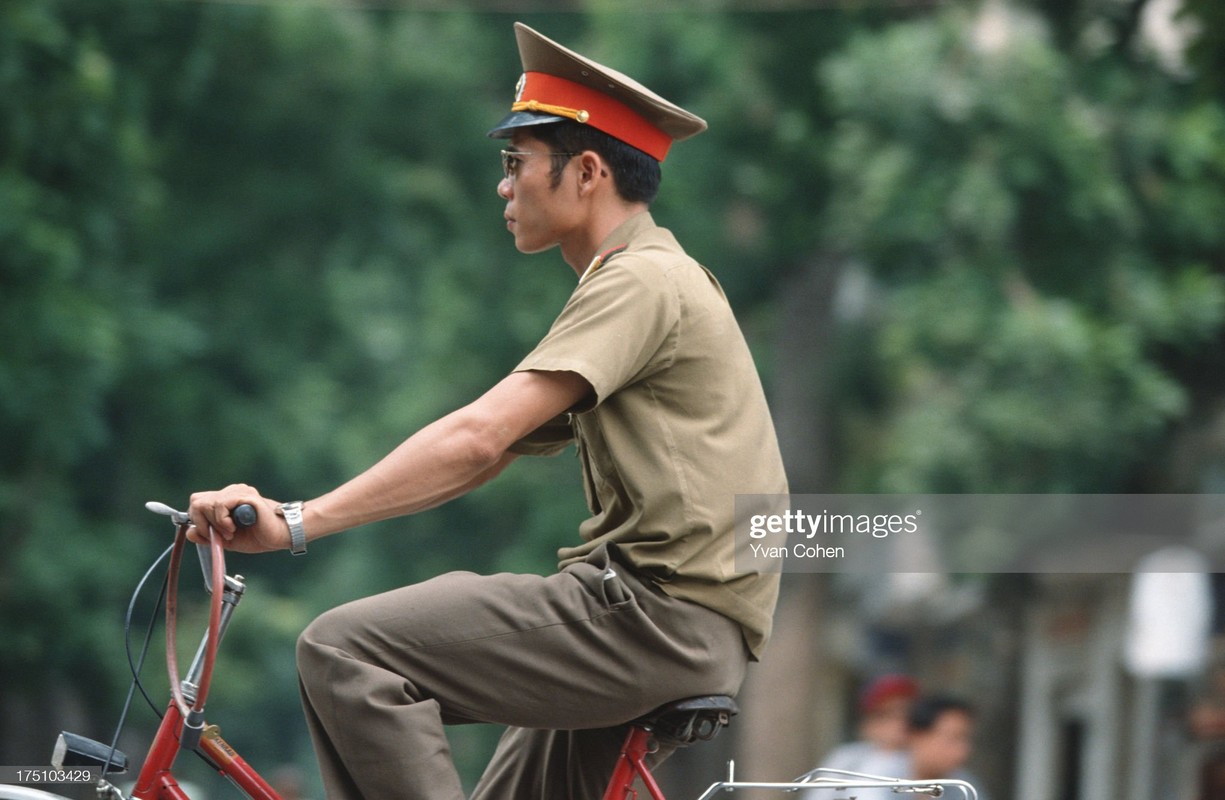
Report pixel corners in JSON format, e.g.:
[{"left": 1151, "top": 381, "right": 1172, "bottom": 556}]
[{"left": 279, "top": 501, "right": 307, "bottom": 556}]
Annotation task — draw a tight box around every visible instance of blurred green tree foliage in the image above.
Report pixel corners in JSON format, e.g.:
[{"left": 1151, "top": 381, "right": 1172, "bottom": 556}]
[
  {"left": 816, "top": 3, "right": 1225, "bottom": 494},
  {"left": 0, "top": 0, "right": 587, "bottom": 780}
]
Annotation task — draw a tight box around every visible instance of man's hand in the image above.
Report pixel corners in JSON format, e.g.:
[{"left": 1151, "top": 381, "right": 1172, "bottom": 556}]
[{"left": 187, "top": 484, "right": 291, "bottom": 554}]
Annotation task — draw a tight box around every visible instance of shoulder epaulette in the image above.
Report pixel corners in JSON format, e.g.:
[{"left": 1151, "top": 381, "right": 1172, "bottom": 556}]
[{"left": 578, "top": 245, "right": 629, "bottom": 285}]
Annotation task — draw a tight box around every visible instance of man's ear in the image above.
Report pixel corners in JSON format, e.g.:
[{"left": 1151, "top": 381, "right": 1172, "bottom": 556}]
[{"left": 574, "top": 151, "right": 608, "bottom": 197}]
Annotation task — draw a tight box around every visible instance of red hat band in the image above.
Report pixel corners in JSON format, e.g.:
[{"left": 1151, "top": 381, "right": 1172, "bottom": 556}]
[{"left": 512, "top": 72, "right": 673, "bottom": 161}]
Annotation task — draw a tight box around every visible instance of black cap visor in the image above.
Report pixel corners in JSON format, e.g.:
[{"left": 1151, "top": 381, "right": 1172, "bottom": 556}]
[{"left": 488, "top": 109, "right": 568, "bottom": 139}]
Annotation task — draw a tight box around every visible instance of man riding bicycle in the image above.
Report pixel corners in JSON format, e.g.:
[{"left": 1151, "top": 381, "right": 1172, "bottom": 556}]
[{"left": 188, "top": 22, "right": 788, "bottom": 800}]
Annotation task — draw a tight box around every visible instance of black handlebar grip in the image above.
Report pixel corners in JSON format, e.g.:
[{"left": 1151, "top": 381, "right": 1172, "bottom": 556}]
[{"left": 232, "top": 503, "right": 258, "bottom": 528}]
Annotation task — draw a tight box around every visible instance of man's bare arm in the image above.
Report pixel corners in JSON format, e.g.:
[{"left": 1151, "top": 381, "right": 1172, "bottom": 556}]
[{"left": 188, "top": 369, "right": 590, "bottom": 552}]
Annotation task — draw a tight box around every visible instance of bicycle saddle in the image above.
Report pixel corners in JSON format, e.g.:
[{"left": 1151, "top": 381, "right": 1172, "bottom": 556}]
[{"left": 633, "top": 695, "right": 738, "bottom": 747}]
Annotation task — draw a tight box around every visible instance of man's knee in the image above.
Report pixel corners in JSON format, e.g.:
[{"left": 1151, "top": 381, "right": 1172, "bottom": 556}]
[{"left": 296, "top": 605, "right": 353, "bottom": 683}]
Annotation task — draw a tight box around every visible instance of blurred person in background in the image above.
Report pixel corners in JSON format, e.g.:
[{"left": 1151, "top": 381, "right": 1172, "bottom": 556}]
[
  {"left": 1189, "top": 663, "right": 1225, "bottom": 800},
  {"left": 811, "top": 693, "right": 986, "bottom": 800},
  {"left": 820, "top": 674, "right": 920, "bottom": 773},
  {"left": 899, "top": 695, "right": 982, "bottom": 794},
  {"left": 868, "top": 694, "right": 986, "bottom": 800}
]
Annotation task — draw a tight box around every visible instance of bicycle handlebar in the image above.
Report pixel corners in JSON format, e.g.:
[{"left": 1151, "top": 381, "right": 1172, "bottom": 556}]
[
  {"left": 231, "top": 504, "right": 258, "bottom": 529},
  {"left": 143, "top": 501, "right": 256, "bottom": 531},
  {"left": 152, "top": 501, "right": 257, "bottom": 753}
]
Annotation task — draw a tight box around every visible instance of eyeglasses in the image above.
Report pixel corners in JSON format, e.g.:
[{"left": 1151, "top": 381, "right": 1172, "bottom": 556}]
[{"left": 500, "top": 149, "right": 580, "bottom": 180}]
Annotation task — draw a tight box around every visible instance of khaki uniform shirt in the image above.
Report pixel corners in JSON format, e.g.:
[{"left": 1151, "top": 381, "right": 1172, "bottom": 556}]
[{"left": 512, "top": 212, "right": 787, "bottom": 658}]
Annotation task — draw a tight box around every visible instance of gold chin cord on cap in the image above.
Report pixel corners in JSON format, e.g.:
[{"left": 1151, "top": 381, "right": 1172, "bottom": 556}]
[{"left": 513, "top": 99, "right": 590, "bottom": 124}]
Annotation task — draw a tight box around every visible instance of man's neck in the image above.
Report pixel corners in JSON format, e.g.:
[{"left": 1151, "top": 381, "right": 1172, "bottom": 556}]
[{"left": 561, "top": 202, "right": 649, "bottom": 277}]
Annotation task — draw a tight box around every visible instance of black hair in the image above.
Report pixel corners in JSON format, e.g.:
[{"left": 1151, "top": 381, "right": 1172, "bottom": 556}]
[
  {"left": 530, "top": 121, "right": 662, "bottom": 205},
  {"left": 908, "top": 694, "right": 975, "bottom": 733}
]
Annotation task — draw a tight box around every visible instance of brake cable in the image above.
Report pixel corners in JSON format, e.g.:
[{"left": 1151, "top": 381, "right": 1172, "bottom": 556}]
[{"left": 99, "top": 541, "right": 174, "bottom": 781}]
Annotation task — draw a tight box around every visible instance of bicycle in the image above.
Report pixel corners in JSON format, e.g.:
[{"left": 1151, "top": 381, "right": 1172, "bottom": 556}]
[
  {"left": 0, "top": 501, "right": 273, "bottom": 800},
  {"left": 0, "top": 502, "right": 980, "bottom": 800}
]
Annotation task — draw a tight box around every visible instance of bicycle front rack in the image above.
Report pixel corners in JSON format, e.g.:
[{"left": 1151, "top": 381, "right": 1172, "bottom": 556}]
[{"left": 696, "top": 764, "right": 980, "bottom": 800}]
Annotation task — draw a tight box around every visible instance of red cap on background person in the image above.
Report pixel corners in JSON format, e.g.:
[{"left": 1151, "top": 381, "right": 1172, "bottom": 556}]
[{"left": 859, "top": 674, "right": 920, "bottom": 714}]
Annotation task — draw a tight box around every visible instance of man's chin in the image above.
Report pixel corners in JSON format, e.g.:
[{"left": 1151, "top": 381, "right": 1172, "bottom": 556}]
[{"left": 515, "top": 238, "right": 559, "bottom": 256}]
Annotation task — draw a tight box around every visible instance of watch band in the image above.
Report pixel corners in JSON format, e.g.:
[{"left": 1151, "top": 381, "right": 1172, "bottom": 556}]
[{"left": 280, "top": 501, "right": 307, "bottom": 556}]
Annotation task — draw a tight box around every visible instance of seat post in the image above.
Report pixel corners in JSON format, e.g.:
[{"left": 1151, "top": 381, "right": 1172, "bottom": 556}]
[
  {"left": 602, "top": 724, "right": 667, "bottom": 800},
  {"left": 603, "top": 696, "right": 736, "bottom": 800}
]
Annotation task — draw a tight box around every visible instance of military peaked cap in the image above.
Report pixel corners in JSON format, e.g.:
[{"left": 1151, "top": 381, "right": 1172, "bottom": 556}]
[{"left": 488, "top": 22, "right": 707, "bottom": 162}]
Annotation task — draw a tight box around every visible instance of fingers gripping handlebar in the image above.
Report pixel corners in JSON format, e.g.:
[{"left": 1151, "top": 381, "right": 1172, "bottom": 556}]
[
  {"left": 144, "top": 501, "right": 257, "bottom": 530},
  {"left": 145, "top": 501, "right": 256, "bottom": 592}
]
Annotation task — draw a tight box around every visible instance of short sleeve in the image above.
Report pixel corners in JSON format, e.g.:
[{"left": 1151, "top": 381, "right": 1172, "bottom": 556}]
[
  {"left": 514, "top": 258, "right": 678, "bottom": 408},
  {"left": 508, "top": 413, "right": 574, "bottom": 456}
]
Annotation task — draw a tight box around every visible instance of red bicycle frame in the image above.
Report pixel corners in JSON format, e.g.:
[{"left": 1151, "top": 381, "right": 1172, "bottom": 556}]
[
  {"left": 601, "top": 696, "right": 739, "bottom": 800},
  {"left": 130, "top": 701, "right": 281, "bottom": 800},
  {"left": 602, "top": 725, "right": 667, "bottom": 800}
]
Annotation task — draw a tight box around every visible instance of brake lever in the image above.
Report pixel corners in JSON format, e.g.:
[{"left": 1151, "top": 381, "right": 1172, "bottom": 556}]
[
  {"left": 146, "top": 501, "right": 257, "bottom": 594},
  {"left": 146, "top": 500, "right": 190, "bottom": 526}
]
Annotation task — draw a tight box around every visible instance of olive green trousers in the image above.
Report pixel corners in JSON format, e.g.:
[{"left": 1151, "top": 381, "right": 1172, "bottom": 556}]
[{"left": 296, "top": 545, "right": 748, "bottom": 800}]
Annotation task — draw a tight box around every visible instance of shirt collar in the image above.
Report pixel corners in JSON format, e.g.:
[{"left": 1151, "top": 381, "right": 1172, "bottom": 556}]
[{"left": 577, "top": 211, "right": 656, "bottom": 285}]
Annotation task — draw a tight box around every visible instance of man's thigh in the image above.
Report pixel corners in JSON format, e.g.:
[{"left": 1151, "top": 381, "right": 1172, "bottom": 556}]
[{"left": 302, "top": 545, "right": 747, "bottom": 730}]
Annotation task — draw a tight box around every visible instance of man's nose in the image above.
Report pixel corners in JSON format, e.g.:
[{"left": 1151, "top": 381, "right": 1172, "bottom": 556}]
[{"left": 497, "top": 176, "right": 513, "bottom": 199}]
